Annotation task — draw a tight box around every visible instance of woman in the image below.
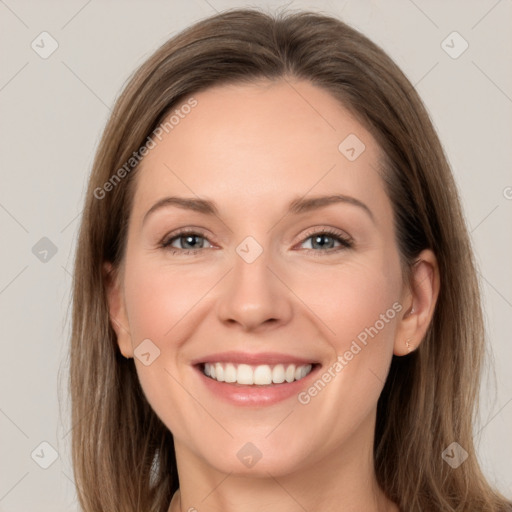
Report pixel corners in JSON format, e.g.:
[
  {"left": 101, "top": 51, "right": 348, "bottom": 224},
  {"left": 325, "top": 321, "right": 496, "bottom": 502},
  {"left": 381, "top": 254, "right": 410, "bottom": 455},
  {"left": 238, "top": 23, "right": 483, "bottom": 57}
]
[{"left": 69, "top": 8, "right": 512, "bottom": 512}]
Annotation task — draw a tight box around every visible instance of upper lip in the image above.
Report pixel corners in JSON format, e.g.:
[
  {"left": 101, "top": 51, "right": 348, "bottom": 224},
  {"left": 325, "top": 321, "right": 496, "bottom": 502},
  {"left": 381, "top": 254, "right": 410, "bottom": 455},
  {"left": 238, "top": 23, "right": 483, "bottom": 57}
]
[{"left": 191, "top": 351, "right": 320, "bottom": 366}]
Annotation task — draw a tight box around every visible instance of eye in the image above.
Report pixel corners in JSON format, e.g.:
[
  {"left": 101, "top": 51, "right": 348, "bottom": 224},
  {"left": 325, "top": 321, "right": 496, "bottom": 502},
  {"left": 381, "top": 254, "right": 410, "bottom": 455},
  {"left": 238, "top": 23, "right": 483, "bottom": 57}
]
[
  {"left": 161, "top": 229, "right": 213, "bottom": 255},
  {"left": 298, "top": 227, "right": 353, "bottom": 254},
  {"left": 160, "top": 227, "right": 353, "bottom": 256}
]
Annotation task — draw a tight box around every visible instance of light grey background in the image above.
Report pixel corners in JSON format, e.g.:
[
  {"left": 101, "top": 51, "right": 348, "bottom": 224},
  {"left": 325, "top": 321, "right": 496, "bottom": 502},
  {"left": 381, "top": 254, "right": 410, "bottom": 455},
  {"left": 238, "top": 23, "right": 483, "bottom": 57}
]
[{"left": 0, "top": 0, "right": 511, "bottom": 510}]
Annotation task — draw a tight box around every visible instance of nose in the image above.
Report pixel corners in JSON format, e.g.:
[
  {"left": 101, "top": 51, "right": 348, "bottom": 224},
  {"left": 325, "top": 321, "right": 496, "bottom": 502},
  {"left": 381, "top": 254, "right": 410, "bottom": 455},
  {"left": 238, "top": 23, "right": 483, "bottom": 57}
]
[{"left": 215, "top": 246, "right": 293, "bottom": 332}]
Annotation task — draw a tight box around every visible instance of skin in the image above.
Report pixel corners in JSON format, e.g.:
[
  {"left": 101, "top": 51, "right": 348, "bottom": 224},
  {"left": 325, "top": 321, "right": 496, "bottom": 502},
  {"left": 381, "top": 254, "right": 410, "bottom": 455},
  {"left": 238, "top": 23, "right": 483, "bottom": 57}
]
[{"left": 105, "top": 79, "right": 439, "bottom": 512}]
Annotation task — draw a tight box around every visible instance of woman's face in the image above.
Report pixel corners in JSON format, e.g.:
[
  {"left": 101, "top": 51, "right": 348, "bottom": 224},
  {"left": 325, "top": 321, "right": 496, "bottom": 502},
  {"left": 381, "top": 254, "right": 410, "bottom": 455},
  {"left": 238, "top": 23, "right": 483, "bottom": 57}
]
[{"left": 108, "top": 79, "right": 413, "bottom": 477}]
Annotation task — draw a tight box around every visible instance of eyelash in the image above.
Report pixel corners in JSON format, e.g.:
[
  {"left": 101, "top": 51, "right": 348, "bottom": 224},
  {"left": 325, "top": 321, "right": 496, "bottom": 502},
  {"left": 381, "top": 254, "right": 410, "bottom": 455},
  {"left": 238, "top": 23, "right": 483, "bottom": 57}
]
[{"left": 160, "top": 227, "right": 353, "bottom": 257}]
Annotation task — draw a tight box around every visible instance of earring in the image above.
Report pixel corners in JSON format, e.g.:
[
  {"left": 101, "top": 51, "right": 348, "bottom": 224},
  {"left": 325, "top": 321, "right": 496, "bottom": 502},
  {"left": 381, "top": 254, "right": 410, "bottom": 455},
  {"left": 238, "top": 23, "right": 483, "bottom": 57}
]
[{"left": 406, "top": 338, "right": 413, "bottom": 353}]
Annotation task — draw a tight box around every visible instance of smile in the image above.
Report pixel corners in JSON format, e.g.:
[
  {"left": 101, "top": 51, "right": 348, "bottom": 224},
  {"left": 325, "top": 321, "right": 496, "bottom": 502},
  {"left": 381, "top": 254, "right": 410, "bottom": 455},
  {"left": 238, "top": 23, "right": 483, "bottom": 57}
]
[{"left": 203, "top": 362, "right": 314, "bottom": 385}]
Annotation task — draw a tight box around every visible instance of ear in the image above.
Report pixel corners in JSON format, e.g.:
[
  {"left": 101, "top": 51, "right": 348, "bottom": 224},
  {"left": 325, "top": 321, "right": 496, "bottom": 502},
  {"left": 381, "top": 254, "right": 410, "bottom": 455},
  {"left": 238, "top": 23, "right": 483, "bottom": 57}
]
[
  {"left": 394, "top": 249, "right": 440, "bottom": 356},
  {"left": 103, "top": 261, "right": 133, "bottom": 358}
]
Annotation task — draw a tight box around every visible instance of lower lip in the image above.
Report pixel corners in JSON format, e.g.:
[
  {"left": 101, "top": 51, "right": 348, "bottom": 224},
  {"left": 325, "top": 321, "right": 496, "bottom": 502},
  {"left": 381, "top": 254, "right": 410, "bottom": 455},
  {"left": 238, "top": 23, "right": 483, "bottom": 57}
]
[{"left": 195, "top": 365, "right": 321, "bottom": 406}]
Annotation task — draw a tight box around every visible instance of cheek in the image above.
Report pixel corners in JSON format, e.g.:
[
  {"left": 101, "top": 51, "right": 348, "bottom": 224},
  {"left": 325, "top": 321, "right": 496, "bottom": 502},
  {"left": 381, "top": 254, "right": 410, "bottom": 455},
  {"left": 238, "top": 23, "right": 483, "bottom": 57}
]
[
  {"left": 299, "top": 257, "right": 402, "bottom": 352},
  {"left": 121, "top": 254, "right": 210, "bottom": 439},
  {"left": 292, "top": 257, "right": 402, "bottom": 415},
  {"left": 123, "top": 255, "right": 214, "bottom": 343},
  {"left": 293, "top": 256, "right": 402, "bottom": 425}
]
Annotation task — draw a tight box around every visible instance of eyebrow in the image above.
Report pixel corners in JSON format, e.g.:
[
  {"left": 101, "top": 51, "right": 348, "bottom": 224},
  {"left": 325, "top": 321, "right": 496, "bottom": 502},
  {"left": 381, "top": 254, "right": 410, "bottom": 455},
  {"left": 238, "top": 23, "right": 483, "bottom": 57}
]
[{"left": 142, "top": 194, "right": 374, "bottom": 225}]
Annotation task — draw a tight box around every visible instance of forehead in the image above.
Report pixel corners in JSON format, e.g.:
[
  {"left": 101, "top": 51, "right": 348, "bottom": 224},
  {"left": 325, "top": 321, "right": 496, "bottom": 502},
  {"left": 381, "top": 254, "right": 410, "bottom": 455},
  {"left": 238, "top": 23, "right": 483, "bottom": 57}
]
[{"left": 131, "top": 79, "right": 389, "bottom": 222}]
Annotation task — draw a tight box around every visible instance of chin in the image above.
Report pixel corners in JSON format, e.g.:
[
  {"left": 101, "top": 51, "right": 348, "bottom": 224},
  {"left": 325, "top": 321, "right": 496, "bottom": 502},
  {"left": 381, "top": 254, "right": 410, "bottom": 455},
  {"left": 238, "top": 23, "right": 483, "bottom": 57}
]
[{"left": 194, "top": 436, "right": 316, "bottom": 478}]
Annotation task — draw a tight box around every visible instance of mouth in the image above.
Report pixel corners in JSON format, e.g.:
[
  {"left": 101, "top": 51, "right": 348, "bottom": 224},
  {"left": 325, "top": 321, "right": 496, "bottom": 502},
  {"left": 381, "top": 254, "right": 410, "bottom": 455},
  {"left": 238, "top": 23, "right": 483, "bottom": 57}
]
[
  {"left": 200, "top": 362, "right": 316, "bottom": 385},
  {"left": 191, "top": 352, "right": 322, "bottom": 406}
]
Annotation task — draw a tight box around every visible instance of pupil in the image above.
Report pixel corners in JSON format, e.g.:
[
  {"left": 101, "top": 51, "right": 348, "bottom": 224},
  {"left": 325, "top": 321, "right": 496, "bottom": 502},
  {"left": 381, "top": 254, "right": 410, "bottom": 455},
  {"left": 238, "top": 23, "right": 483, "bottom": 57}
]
[
  {"left": 184, "top": 235, "right": 200, "bottom": 248},
  {"left": 314, "top": 234, "right": 332, "bottom": 249}
]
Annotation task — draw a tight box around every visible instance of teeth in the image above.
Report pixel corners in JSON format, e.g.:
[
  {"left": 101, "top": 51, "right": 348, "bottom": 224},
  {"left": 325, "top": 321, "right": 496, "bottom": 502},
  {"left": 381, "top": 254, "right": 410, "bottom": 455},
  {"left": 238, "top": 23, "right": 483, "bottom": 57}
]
[
  {"left": 224, "top": 363, "right": 237, "bottom": 383},
  {"left": 203, "top": 362, "right": 313, "bottom": 385},
  {"left": 254, "top": 364, "right": 272, "bottom": 385},
  {"left": 215, "top": 363, "right": 224, "bottom": 382},
  {"left": 272, "top": 364, "right": 285, "bottom": 384},
  {"left": 237, "top": 364, "right": 253, "bottom": 385},
  {"left": 285, "top": 364, "right": 295, "bottom": 383}
]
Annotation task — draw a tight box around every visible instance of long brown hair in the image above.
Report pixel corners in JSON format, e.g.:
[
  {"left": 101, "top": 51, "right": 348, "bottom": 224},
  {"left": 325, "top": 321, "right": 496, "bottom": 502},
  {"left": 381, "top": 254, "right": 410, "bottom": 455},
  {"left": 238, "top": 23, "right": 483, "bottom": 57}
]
[{"left": 69, "top": 8, "right": 512, "bottom": 511}]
